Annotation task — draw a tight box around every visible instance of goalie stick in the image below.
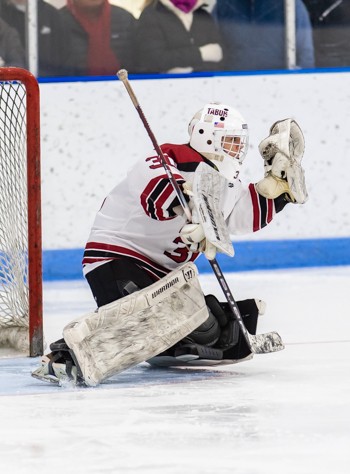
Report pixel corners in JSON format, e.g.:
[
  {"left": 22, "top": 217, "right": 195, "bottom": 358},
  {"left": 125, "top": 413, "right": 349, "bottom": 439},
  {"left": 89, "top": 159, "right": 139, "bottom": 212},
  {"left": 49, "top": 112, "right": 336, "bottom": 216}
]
[{"left": 117, "top": 69, "right": 284, "bottom": 355}]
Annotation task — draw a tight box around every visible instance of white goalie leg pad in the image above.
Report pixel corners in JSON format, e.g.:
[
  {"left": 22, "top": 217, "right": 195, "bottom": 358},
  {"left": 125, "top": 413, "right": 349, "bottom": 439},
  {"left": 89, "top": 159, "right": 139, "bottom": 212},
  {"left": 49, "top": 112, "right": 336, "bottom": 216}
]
[
  {"left": 63, "top": 262, "right": 208, "bottom": 387},
  {"left": 191, "top": 162, "right": 234, "bottom": 257}
]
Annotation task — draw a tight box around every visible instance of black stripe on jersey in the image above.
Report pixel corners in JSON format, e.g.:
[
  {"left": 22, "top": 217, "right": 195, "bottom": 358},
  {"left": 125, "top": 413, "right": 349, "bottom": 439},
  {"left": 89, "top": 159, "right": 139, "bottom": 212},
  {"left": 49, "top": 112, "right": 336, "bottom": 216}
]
[
  {"left": 84, "top": 250, "right": 117, "bottom": 258},
  {"left": 167, "top": 179, "right": 187, "bottom": 217},
  {"left": 258, "top": 193, "right": 269, "bottom": 229},
  {"left": 83, "top": 249, "right": 168, "bottom": 280},
  {"left": 138, "top": 262, "right": 168, "bottom": 280},
  {"left": 177, "top": 155, "right": 217, "bottom": 173},
  {"left": 177, "top": 161, "right": 200, "bottom": 172},
  {"left": 161, "top": 144, "right": 203, "bottom": 173},
  {"left": 147, "top": 178, "right": 170, "bottom": 219},
  {"left": 167, "top": 197, "right": 182, "bottom": 217}
]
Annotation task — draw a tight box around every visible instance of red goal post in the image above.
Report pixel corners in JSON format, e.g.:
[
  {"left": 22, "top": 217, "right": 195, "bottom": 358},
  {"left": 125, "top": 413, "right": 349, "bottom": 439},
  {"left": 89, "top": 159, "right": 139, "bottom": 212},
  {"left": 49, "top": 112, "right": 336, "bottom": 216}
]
[{"left": 0, "top": 67, "right": 43, "bottom": 357}]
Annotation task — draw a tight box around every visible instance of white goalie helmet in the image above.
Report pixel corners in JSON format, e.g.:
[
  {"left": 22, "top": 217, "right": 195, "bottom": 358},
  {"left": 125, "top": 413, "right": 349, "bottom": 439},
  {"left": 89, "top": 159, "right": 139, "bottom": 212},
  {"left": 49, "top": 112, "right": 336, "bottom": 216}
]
[{"left": 188, "top": 102, "right": 249, "bottom": 180}]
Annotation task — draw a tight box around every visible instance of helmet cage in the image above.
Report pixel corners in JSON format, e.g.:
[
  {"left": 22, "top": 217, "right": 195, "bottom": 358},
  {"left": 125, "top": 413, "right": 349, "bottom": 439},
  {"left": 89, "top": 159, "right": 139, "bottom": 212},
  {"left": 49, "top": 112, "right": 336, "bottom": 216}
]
[{"left": 213, "top": 128, "right": 249, "bottom": 164}]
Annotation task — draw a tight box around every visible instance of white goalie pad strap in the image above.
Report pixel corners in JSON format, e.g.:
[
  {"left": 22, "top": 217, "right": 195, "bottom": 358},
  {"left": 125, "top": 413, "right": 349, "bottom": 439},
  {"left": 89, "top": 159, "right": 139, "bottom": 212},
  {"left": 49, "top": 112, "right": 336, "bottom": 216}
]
[
  {"left": 191, "top": 162, "right": 234, "bottom": 257},
  {"left": 63, "top": 263, "right": 208, "bottom": 387}
]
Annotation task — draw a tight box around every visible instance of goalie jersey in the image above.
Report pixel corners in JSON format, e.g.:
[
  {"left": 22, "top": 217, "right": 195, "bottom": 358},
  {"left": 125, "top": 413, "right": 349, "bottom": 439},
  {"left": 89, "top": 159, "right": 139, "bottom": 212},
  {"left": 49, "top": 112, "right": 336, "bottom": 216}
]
[{"left": 83, "top": 144, "right": 277, "bottom": 280}]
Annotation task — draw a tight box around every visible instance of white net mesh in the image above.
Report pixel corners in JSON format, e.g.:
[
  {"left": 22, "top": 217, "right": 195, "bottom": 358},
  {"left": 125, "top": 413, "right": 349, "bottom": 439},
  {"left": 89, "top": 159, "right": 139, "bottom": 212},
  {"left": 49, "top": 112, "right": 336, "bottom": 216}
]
[{"left": 0, "top": 80, "right": 29, "bottom": 349}]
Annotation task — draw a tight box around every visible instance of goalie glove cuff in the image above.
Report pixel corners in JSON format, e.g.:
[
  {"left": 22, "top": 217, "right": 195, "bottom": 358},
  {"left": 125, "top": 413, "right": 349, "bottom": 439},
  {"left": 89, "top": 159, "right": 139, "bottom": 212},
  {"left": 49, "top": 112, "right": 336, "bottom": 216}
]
[
  {"left": 256, "top": 174, "right": 296, "bottom": 202},
  {"left": 256, "top": 168, "right": 308, "bottom": 205}
]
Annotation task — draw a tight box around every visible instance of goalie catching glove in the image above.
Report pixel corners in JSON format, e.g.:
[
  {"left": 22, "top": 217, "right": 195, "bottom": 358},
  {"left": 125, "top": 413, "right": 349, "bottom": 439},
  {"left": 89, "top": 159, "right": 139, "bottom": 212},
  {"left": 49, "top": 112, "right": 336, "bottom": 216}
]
[{"left": 256, "top": 118, "right": 308, "bottom": 204}]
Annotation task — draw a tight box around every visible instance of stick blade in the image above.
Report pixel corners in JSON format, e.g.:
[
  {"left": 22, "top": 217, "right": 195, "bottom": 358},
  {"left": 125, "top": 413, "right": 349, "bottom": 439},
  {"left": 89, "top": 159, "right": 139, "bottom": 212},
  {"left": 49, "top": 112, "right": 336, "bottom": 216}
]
[{"left": 250, "top": 331, "right": 285, "bottom": 354}]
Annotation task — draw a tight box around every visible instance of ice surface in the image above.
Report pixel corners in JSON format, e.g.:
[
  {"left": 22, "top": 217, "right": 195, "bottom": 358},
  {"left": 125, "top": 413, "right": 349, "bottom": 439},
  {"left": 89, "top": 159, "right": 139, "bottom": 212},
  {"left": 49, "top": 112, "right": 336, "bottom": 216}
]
[{"left": 0, "top": 267, "right": 349, "bottom": 474}]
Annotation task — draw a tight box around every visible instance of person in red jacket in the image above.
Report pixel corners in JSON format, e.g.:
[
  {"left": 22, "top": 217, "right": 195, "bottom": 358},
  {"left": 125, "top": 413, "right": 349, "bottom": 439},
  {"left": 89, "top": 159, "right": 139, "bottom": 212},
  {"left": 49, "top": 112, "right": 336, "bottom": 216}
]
[{"left": 60, "top": 0, "right": 137, "bottom": 76}]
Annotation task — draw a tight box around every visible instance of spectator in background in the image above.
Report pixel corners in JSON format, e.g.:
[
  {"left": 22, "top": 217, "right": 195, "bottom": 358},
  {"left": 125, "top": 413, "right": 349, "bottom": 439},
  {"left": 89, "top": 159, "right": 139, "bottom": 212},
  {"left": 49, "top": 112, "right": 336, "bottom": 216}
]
[
  {"left": 303, "top": 0, "right": 350, "bottom": 67},
  {"left": 0, "top": 0, "right": 68, "bottom": 77},
  {"left": 134, "top": 0, "right": 227, "bottom": 74},
  {"left": 213, "top": 0, "right": 315, "bottom": 71},
  {"left": 109, "top": 0, "right": 148, "bottom": 18},
  {"left": 59, "top": 0, "right": 136, "bottom": 76},
  {"left": 0, "top": 16, "right": 25, "bottom": 67}
]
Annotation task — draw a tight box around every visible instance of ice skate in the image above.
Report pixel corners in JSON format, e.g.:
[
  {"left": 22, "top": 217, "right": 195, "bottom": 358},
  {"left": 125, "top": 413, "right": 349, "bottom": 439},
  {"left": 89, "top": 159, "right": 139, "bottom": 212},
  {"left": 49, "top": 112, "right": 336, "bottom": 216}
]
[
  {"left": 32, "top": 339, "right": 79, "bottom": 386},
  {"left": 32, "top": 354, "right": 78, "bottom": 386}
]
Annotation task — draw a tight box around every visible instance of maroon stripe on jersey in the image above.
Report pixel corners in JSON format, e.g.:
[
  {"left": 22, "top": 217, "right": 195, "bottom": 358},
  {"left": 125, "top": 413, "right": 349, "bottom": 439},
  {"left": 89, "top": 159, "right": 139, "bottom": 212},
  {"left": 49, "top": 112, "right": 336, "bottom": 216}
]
[
  {"left": 153, "top": 181, "right": 176, "bottom": 220},
  {"left": 83, "top": 242, "right": 169, "bottom": 278},
  {"left": 249, "top": 183, "right": 275, "bottom": 230},
  {"left": 249, "top": 183, "right": 261, "bottom": 232},
  {"left": 161, "top": 144, "right": 204, "bottom": 172},
  {"left": 141, "top": 173, "right": 184, "bottom": 220}
]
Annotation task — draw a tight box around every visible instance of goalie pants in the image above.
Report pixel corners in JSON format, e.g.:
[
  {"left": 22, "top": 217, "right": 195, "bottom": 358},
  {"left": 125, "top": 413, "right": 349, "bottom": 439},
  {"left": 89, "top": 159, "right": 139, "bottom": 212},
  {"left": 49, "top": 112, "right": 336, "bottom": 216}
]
[
  {"left": 85, "top": 257, "right": 156, "bottom": 307},
  {"left": 85, "top": 258, "right": 258, "bottom": 359}
]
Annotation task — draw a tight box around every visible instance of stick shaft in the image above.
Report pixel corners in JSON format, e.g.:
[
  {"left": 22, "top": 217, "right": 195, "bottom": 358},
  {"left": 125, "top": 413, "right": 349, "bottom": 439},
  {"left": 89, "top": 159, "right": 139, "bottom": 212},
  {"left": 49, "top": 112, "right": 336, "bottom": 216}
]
[{"left": 117, "top": 70, "right": 191, "bottom": 221}]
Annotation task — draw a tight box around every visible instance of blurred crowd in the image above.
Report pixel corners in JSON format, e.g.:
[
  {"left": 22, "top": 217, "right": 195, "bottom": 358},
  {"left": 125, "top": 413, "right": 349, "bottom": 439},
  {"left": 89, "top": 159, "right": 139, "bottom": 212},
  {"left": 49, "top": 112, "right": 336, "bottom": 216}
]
[{"left": 0, "top": 0, "right": 349, "bottom": 77}]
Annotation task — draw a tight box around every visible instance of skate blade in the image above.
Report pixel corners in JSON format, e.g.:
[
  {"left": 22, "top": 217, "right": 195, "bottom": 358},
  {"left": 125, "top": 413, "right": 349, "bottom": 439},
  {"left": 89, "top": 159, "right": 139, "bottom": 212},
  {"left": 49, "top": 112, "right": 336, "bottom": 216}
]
[{"left": 31, "top": 370, "right": 61, "bottom": 385}]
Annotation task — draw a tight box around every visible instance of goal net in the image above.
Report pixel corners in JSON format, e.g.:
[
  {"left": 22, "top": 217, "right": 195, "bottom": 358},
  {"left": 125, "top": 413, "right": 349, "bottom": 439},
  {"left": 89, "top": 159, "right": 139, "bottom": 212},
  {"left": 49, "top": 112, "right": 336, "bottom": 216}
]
[{"left": 0, "top": 68, "right": 43, "bottom": 357}]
